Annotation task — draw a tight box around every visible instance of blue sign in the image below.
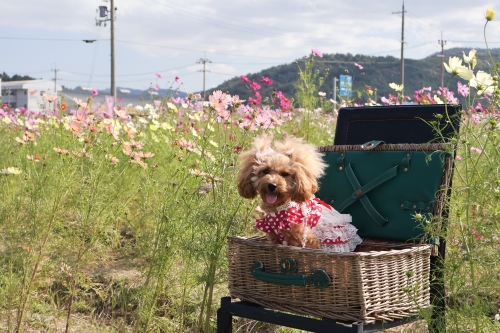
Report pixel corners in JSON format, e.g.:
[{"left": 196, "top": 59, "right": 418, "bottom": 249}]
[{"left": 339, "top": 75, "right": 352, "bottom": 97}]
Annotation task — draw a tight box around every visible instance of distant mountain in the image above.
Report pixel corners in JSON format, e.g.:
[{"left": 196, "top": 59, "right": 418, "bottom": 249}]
[{"left": 208, "top": 48, "right": 500, "bottom": 104}]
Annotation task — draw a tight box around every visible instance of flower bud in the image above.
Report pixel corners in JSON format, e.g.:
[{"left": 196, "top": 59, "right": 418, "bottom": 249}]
[{"left": 486, "top": 8, "right": 496, "bottom": 21}]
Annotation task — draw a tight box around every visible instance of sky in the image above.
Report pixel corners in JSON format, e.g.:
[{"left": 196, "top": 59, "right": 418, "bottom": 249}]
[{"left": 1, "top": 0, "right": 499, "bottom": 94}]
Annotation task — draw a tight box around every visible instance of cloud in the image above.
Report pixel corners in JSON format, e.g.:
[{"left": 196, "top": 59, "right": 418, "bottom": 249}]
[{"left": 1, "top": 0, "right": 498, "bottom": 91}]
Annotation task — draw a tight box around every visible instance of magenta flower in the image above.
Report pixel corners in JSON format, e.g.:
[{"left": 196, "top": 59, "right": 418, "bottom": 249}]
[
  {"left": 91, "top": 89, "right": 98, "bottom": 96},
  {"left": 261, "top": 76, "right": 273, "bottom": 85},
  {"left": 175, "top": 76, "right": 180, "bottom": 83},
  {"left": 249, "top": 81, "right": 261, "bottom": 91},
  {"left": 457, "top": 81, "right": 469, "bottom": 97},
  {"left": 311, "top": 48, "right": 323, "bottom": 57},
  {"left": 155, "top": 73, "right": 163, "bottom": 78},
  {"left": 354, "top": 63, "right": 363, "bottom": 70},
  {"left": 240, "top": 75, "right": 251, "bottom": 83}
]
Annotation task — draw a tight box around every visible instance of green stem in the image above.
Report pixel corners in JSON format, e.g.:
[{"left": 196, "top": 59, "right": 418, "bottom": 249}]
[{"left": 484, "top": 22, "right": 495, "bottom": 69}]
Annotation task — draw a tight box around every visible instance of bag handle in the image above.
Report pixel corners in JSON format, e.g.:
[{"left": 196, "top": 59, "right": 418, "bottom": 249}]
[
  {"left": 361, "top": 140, "right": 385, "bottom": 150},
  {"left": 250, "top": 260, "right": 331, "bottom": 289}
]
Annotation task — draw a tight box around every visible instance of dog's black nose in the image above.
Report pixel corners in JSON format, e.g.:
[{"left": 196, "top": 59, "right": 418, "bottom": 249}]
[{"left": 268, "top": 183, "right": 277, "bottom": 192}]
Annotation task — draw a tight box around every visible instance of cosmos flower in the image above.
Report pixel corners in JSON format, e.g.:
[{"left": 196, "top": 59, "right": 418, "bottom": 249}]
[
  {"left": 462, "top": 49, "right": 477, "bottom": 69},
  {"left": 42, "top": 93, "right": 58, "bottom": 103},
  {"left": 389, "top": 83, "right": 404, "bottom": 92},
  {"left": 261, "top": 76, "right": 273, "bottom": 85},
  {"left": 457, "top": 81, "right": 470, "bottom": 97},
  {"left": 470, "top": 147, "right": 483, "bottom": 154},
  {"left": 354, "top": 63, "right": 363, "bottom": 70},
  {"left": 240, "top": 75, "right": 251, "bottom": 83},
  {"left": 155, "top": 73, "right": 163, "bottom": 78},
  {"left": 91, "top": 89, "right": 98, "bottom": 96},
  {"left": 470, "top": 71, "right": 495, "bottom": 95},
  {"left": 311, "top": 48, "right": 323, "bottom": 57},
  {"left": 443, "top": 56, "right": 473, "bottom": 80}
]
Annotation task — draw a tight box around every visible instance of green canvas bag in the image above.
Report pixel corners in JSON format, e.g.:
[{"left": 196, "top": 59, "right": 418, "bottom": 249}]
[{"left": 316, "top": 141, "right": 452, "bottom": 242}]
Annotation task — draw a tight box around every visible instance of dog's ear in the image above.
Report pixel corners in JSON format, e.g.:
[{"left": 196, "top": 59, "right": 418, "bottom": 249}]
[
  {"left": 291, "top": 163, "right": 318, "bottom": 203},
  {"left": 237, "top": 149, "right": 258, "bottom": 199}
]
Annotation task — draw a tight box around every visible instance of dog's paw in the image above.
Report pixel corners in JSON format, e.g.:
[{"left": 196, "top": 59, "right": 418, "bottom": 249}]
[{"left": 266, "top": 233, "right": 281, "bottom": 244}]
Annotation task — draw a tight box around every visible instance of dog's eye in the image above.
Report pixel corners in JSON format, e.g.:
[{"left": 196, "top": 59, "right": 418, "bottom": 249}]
[
  {"left": 280, "top": 172, "right": 290, "bottom": 177},
  {"left": 262, "top": 169, "right": 270, "bottom": 175}
]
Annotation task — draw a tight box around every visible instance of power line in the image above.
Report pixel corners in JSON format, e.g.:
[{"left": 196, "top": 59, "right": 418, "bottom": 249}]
[
  {"left": 0, "top": 37, "right": 108, "bottom": 42},
  {"left": 115, "top": 39, "right": 288, "bottom": 60}
]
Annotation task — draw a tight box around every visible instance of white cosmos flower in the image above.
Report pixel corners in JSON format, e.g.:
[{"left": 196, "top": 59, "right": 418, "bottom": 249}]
[
  {"left": 389, "top": 83, "right": 404, "bottom": 92},
  {"left": 463, "top": 49, "right": 477, "bottom": 69},
  {"left": 470, "top": 71, "right": 495, "bottom": 95},
  {"left": 318, "top": 91, "right": 326, "bottom": 97},
  {"left": 444, "top": 57, "right": 473, "bottom": 80}
]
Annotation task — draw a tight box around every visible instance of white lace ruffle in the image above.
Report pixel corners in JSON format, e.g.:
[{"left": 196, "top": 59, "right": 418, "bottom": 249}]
[
  {"left": 312, "top": 206, "right": 357, "bottom": 243},
  {"left": 321, "top": 234, "right": 363, "bottom": 252}
]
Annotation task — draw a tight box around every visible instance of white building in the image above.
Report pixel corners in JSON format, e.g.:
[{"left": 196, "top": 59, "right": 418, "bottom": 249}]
[{"left": 1, "top": 80, "right": 62, "bottom": 112}]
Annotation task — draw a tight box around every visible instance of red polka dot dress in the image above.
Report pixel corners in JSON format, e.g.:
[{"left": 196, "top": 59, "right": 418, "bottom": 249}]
[{"left": 256, "top": 197, "right": 362, "bottom": 252}]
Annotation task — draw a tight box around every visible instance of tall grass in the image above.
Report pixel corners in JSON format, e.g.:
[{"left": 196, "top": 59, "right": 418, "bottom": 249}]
[{"left": 1, "top": 8, "right": 500, "bottom": 333}]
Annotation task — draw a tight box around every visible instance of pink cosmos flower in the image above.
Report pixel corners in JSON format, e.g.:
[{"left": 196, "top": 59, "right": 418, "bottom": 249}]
[
  {"left": 311, "top": 48, "right": 323, "bottom": 57},
  {"left": 240, "top": 75, "right": 251, "bottom": 83},
  {"left": 175, "top": 76, "right": 180, "bottom": 83},
  {"left": 249, "top": 81, "right": 261, "bottom": 91},
  {"left": 42, "top": 93, "right": 59, "bottom": 103},
  {"left": 155, "top": 73, "right": 163, "bottom": 78},
  {"left": 354, "top": 63, "right": 363, "bottom": 70},
  {"left": 455, "top": 155, "right": 464, "bottom": 161},
  {"left": 381, "top": 96, "right": 395, "bottom": 105},
  {"left": 154, "top": 84, "right": 160, "bottom": 91},
  {"left": 254, "top": 112, "right": 274, "bottom": 129},
  {"left": 231, "top": 95, "right": 245, "bottom": 106},
  {"left": 209, "top": 90, "right": 231, "bottom": 113},
  {"left": 69, "top": 121, "right": 83, "bottom": 135},
  {"left": 470, "top": 114, "right": 481, "bottom": 124},
  {"left": 457, "top": 81, "right": 469, "bottom": 97},
  {"left": 261, "top": 76, "right": 273, "bottom": 85},
  {"left": 470, "top": 147, "right": 483, "bottom": 154},
  {"left": 91, "top": 89, "right": 98, "bottom": 96}
]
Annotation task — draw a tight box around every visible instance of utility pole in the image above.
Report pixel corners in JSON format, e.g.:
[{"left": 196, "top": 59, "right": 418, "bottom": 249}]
[
  {"left": 51, "top": 64, "right": 59, "bottom": 96},
  {"left": 438, "top": 31, "right": 447, "bottom": 88},
  {"left": 197, "top": 54, "right": 211, "bottom": 101},
  {"left": 96, "top": 0, "right": 116, "bottom": 104},
  {"left": 110, "top": 0, "right": 116, "bottom": 104},
  {"left": 393, "top": 1, "right": 406, "bottom": 96}
]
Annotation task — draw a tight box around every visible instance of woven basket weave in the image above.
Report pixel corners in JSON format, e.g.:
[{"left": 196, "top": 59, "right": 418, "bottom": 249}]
[
  {"left": 227, "top": 143, "right": 452, "bottom": 324},
  {"left": 228, "top": 236, "right": 430, "bottom": 324}
]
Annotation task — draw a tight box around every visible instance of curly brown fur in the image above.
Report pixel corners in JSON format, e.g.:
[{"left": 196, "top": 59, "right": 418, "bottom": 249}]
[{"left": 237, "top": 135, "right": 327, "bottom": 249}]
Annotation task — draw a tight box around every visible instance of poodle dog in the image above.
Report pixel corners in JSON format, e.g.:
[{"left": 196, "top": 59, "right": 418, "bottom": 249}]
[{"left": 237, "top": 135, "right": 362, "bottom": 252}]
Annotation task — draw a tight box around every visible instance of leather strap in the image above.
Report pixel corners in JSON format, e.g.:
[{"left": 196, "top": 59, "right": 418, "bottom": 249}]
[{"left": 337, "top": 163, "right": 398, "bottom": 226}]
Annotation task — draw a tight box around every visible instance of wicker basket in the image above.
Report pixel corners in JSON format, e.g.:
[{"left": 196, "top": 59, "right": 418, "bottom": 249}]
[{"left": 228, "top": 236, "right": 430, "bottom": 324}]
